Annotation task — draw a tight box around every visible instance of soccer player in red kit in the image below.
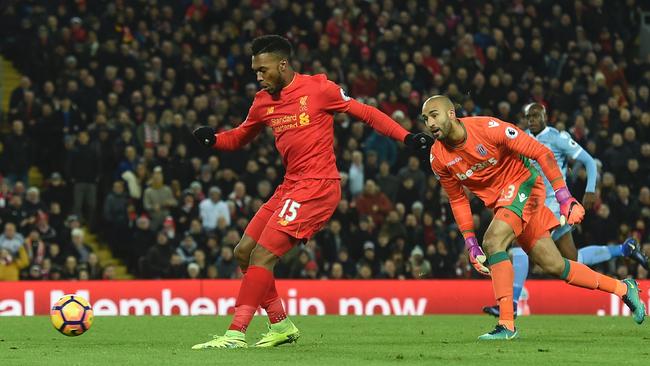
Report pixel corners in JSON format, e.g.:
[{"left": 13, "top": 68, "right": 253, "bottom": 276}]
[
  {"left": 423, "top": 95, "right": 645, "bottom": 340},
  {"left": 191, "top": 35, "right": 432, "bottom": 349}
]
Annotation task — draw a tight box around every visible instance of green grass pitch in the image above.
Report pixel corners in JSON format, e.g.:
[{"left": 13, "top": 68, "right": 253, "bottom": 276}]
[{"left": 1, "top": 315, "right": 648, "bottom": 365}]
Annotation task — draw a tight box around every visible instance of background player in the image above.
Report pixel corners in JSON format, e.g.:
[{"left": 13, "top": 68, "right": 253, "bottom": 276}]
[
  {"left": 423, "top": 95, "right": 645, "bottom": 340},
  {"left": 191, "top": 35, "right": 433, "bottom": 349},
  {"left": 483, "top": 102, "right": 648, "bottom": 317}
]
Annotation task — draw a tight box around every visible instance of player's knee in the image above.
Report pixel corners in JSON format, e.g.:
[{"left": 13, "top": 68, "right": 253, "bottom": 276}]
[
  {"left": 541, "top": 258, "right": 565, "bottom": 277},
  {"left": 482, "top": 234, "right": 506, "bottom": 254},
  {"left": 234, "top": 238, "right": 255, "bottom": 266},
  {"left": 250, "top": 245, "right": 277, "bottom": 269}
]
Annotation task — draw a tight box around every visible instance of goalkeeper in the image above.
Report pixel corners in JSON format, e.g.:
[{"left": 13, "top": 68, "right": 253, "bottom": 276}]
[{"left": 424, "top": 95, "right": 645, "bottom": 340}]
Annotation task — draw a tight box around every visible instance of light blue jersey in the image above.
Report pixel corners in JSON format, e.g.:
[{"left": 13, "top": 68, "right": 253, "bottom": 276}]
[
  {"left": 527, "top": 127, "right": 584, "bottom": 199},
  {"left": 527, "top": 127, "right": 597, "bottom": 240}
]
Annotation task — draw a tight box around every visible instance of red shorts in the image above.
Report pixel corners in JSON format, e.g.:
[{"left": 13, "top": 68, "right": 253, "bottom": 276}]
[
  {"left": 245, "top": 178, "right": 341, "bottom": 256},
  {"left": 493, "top": 177, "right": 559, "bottom": 253}
]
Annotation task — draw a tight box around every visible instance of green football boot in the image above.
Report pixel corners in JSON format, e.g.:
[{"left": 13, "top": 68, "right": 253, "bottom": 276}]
[
  {"left": 621, "top": 278, "right": 646, "bottom": 324},
  {"left": 254, "top": 318, "right": 300, "bottom": 347},
  {"left": 477, "top": 324, "right": 519, "bottom": 340},
  {"left": 191, "top": 330, "right": 248, "bottom": 349}
]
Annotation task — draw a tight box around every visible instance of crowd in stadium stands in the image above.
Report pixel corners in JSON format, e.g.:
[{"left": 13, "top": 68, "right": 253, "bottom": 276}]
[{"left": 0, "top": 0, "right": 649, "bottom": 282}]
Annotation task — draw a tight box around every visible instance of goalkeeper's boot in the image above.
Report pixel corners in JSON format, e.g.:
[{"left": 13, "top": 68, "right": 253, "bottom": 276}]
[
  {"left": 191, "top": 330, "right": 248, "bottom": 349},
  {"left": 622, "top": 237, "right": 649, "bottom": 270},
  {"left": 621, "top": 279, "right": 646, "bottom": 325},
  {"left": 254, "top": 318, "right": 300, "bottom": 347},
  {"left": 477, "top": 324, "right": 519, "bottom": 341},
  {"left": 482, "top": 303, "right": 517, "bottom": 318}
]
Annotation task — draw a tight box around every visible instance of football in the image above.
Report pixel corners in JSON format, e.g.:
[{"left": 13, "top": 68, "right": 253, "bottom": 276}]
[{"left": 50, "top": 294, "right": 94, "bottom": 337}]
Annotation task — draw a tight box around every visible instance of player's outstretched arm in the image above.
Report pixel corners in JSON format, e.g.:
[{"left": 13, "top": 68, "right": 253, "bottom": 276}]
[
  {"left": 318, "top": 77, "right": 433, "bottom": 151},
  {"left": 346, "top": 99, "right": 433, "bottom": 150},
  {"left": 193, "top": 110, "right": 264, "bottom": 151},
  {"left": 496, "top": 124, "right": 585, "bottom": 225},
  {"left": 432, "top": 158, "right": 489, "bottom": 275},
  {"left": 573, "top": 149, "right": 598, "bottom": 210}
]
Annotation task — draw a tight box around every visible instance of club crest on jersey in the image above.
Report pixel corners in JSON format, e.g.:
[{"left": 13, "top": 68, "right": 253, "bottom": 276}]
[
  {"left": 299, "top": 96, "right": 308, "bottom": 112},
  {"left": 505, "top": 126, "right": 519, "bottom": 139},
  {"left": 476, "top": 144, "right": 488, "bottom": 157}
]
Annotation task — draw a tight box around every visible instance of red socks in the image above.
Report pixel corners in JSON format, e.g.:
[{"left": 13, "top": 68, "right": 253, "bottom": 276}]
[
  {"left": 229, "top": 266, "right": 273, "bottom": 333},
  {"left": 262, "top": 281, "right": 287, "bottom": 324}
]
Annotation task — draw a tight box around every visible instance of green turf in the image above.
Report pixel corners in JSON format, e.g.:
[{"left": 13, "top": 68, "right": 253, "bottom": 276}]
[{"left": 0, "top": 315, "right": 647, "bottom": 365}]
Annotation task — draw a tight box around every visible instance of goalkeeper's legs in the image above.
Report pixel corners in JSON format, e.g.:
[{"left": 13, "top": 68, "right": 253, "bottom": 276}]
[
  {"left": 481, "top": 218, "right": 517, "bottom": 334},
  {"left": 529, "top": 236, "right": 645, "bottom": 324}
]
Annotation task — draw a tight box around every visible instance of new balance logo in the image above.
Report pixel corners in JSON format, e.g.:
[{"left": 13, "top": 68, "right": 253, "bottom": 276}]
[
  {"left": 518, "top": 193, "right": 527, "bottom": 202},
  {"left": 488, "top": 120, "right": 500, "bottom": 128}
]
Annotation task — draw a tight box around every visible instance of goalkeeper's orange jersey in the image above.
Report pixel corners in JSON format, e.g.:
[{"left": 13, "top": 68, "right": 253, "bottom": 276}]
[{"left": 430, "top": 116, "right": 565, "bottom": 238}]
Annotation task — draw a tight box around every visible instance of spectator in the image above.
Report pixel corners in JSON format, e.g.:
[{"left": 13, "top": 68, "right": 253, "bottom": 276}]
[
  {"left": 176, "top": 233, "right": 198, "bottom": 265},
  {"left": 143, "top": 232, "right": 174, "bottom": 279},
  {"left": 2, "top": 120, "right": 32, "bottom": 185},
  {"left": 68, "top": 228, "right": 93, "bottom": 264},
  {"left": 355, "top": 180, "right": 392, "bottom": 227},
  {"left": 103, "top": 180, "right": 129, "bottom": 254},
  {"left": 143, "top": 167, "right": 177, "bottom": 231},
  {"left": 0, "top": 247, "right": 29, "bottom": 281},
  {"left": 0, "top": 222, "right": 25, "bottom": 256},
  {"left": 216, "top": 245, "right": 237, "bottom": 279},
  {"left": 199, "top": 186, "right": 230, "bottom": 232},
  {"left": 66, "top": 130, "right": 100, "bottom": 229}
]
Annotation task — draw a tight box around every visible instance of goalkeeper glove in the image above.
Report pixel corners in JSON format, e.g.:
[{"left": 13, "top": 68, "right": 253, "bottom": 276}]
[
  {"left": 555, "top": 186, "right": 585, "bottom": 225},
  {"left": 193, "top": 126, "right": 216, "bottom": 147},
  {"left": 465, "top": 236, "right": 490, "bottom": 276}
]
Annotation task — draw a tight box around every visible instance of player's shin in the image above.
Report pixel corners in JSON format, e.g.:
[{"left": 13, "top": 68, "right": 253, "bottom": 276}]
[
  {"left": 488, "top": 252, "right": 515, "bottom": 331},
  {"left": 560, "top": 259, "right": 627, "bottom": 296},
  {"left": 229, "top": 266, "right": 274, "bottom": 333}
]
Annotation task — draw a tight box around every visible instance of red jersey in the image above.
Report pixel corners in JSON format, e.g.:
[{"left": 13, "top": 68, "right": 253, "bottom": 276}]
[
  {"left": 214, "top": 73, "right": 408, "bottom": 181},
  {"left": 430, "top": 116, "right": 565, "bottom": 237}
]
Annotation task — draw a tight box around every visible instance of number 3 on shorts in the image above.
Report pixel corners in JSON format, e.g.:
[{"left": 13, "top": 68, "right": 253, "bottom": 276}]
[
  {"left": 279, "top": 199, "right": 301, "bottom": 222},
  {"left": 500, "top": 184, "right": 515, "bottom": 201}
]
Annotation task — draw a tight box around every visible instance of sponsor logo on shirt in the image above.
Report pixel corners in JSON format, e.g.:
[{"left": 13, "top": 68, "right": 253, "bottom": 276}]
[
  {"left": 455, "top": 157, "right": 498, "bottom": 180},
  {"left": 270, "top": 113, "right": 311, "bottom": 133},
  {"left": 446, "top": 156, "right": 463, "bottom": 167},
  {"left": 299, "top": 112, "right": 310, "bottom": 126}
]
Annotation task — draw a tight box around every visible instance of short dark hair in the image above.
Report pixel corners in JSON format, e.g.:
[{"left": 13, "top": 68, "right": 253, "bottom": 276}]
[{"left": 251, "top": 35, "right": 292, "bottom": 60}]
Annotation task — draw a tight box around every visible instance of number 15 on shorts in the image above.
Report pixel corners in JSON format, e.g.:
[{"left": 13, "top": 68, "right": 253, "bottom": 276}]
[{"left": 278, "top": 199, "right": 301, "bottom": 225}]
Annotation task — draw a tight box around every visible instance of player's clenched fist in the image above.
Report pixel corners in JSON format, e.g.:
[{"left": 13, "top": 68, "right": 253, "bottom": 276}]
[
  {"left": 193, "top": 126, "right": 216, "bottom": 147},
  {"left": 465, "top": 236, "right": 490, "bottom": 276},
  {"left": 555, "top": 187, "right": 585, "bottom": 225}
]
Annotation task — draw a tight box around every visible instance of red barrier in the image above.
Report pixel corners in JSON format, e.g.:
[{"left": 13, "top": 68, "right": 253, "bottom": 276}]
[{"left": 1, "top": 280, "right": 648, "bottom": 316}]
